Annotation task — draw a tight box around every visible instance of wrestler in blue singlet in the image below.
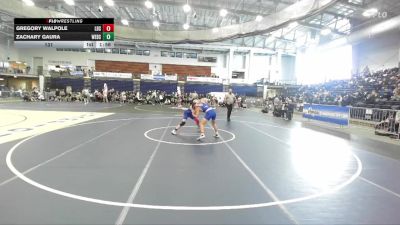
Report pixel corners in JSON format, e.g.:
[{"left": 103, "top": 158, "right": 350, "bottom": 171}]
[{"left": 197, "top": 99, "right": 219, "bottom": 140}]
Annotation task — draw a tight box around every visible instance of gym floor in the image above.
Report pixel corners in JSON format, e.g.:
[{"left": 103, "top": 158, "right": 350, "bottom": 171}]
[{"left": 1, "top": 102, "right": 400, "bottom": 225}]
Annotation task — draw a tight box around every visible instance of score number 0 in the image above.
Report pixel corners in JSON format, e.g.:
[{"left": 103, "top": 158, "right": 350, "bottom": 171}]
[{"left": 102, "top": 24, "right": 114, "bottom": 32}]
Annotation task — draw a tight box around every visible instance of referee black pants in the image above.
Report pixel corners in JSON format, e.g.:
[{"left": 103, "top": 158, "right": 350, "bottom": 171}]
[{"left": 226, "top": 104, "right": 233, "bottom": 120}]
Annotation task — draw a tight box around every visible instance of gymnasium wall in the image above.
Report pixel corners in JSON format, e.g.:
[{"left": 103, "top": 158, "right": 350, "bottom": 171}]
[
  {"left": 16, "top": 47, "right": 225, "bottom": 77},
  {"left": 0, "top": 38, "right": 19, "bottom": 62},
  {"left": 91, "top": 79, "right": 134, "bottom": 92},
  {"left": 140, "top": 81, "right": 177, "bottom": 94},
  {"left": 49, "top": 78, "right": 84, "bottom": 92},
  {"left": 352, "top": 30, "right": 400, "bottom": 73},
  {"left": 95, "top": 60, "right": 149, "bottom": 74},
  {"left": 281, "top": 55, "right": 296, "bottom": 83},
  {"left": 7, "top": 40, "right": 287, "bottom": 84},
  {"left": 5, "top": 78, "right": 38, "bottom": 91},
  {"left": 162, "top": 64, "right": 211, "bottom": 76}
]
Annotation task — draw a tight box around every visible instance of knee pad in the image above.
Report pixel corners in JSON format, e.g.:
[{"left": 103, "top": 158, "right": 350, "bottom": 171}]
[{"left": 180, "top": 121, "right": 186, "bottom": 126}]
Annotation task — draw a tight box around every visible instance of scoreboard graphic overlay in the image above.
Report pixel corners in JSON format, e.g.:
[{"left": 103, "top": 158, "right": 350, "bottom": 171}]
[{"left": 14, "top": 18, "right": 114, "bottom": 48}]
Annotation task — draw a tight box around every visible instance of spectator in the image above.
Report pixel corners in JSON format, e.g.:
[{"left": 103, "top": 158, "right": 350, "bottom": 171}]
[
  {"left": 102, "top": 83, "right": 108, "bottom": 103},
  {"left": 393, "top": 83, "right": 400, "bottom": 100},
  {"left": 82, "top": 88, "right": 90, "bottom": 104}
]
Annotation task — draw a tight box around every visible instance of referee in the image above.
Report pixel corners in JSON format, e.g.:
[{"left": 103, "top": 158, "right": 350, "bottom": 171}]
[{"left": 224, "top": 88, "right": 236, "bottom": 121}]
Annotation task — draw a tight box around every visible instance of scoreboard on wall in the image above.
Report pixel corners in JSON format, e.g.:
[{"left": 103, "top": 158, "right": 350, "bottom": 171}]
[{"left": 14, "top": 18, "right": 114, "bottom": 48}]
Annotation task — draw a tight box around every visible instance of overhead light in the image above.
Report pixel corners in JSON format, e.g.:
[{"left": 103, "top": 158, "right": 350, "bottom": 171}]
[
  {"left": 153, "top": 20, "right": 160, "bottom": 27},
  {"left": 363, "top": 8, "right": 378, "bottom": 17},
  {"left": 321, "top": 28, "right": 331, "bottom": 36},
  {"left": 16, "top": 61, "right": 22, "bottom": 64},
  {"left": 144, "top": 0, "right": 153, "bottom": 9},
  {"left": 64, "top": 0, "right": 74, "bottom": 5},
  {"left": 183, "top": 4, "right": 191, "bottom": 13},
  {"left": 212, "top": 27, "right": 219, "bottom": 33},
  {"left": 288, "top": 21, "right": 298, "bottom": 29},
  {"left": 183, "top": 23, "right": 189, "bottom": 30},
  {"left": 104, "top": 0, "right": 114, "bottom": 6},
  {"left": 22, "top": 0, "right": 35, "bottom": 6},
  {"left": 121, "top": 19, "right": 129, "bottom": 25},
  {"left": 219, "top": 9, "right": 228, "bottom": 17},
  {"left": 98, "top": 5, "right": 103, "bottom": 12},
  {"left": 255, "top": 15, "right": 263, "bottom": 22}
]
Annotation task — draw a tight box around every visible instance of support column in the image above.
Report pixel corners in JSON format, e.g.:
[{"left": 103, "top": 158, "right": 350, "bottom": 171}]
[
  {"left": 83, "top": 77, "right": 91, "bottom": 91},
  {"left": 246, "top": 50, "right": 252, "bottom": 82},
  {"left": 227, "top": 48, "right": 234, "bottom": 84},
  {"left": 398, "top": 42, "right": 400, "bottom": 68},
  {"left": 276, "top": 51, "right": 282, "bottom": 83},
  {"left": 39, "top": 75, "right": 44, "bottom": 93},
  {"left": 133, "top": 79, "right": 140, "bottom": 92}
]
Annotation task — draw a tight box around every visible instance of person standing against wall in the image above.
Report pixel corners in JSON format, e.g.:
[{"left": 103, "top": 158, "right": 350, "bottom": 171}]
[
  {"left": 103, "top": 83, "right": 108, "bottom": 103},
  {"left": 224, "top": 88, "right": 236, "bottom": 121}
]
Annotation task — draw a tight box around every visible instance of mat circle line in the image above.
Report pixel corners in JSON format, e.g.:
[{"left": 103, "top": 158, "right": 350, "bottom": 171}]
[
  {"left": 0, "top": 114, "right": 28, "bottom": 128},
  {"left": 144, "top": 126, "right": 235, "bottom": 145},
  {"left": 5, "top": 117, "right": 363, "bottom": 210}
]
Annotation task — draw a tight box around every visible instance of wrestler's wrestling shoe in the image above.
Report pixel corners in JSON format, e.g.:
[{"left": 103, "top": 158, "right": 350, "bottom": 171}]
[{"left": 197, "top": 134, "right": 205, "bottom": 141}]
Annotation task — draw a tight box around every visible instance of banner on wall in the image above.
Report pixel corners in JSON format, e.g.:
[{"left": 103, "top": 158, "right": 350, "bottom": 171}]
[
  {"left": 140, "top": 74, "right": 177, "bottom": 81},
  {"left": 141, "top": 74, "right": 154, "bottom": 80},
  {"left": 153, "top": 74, "right": 165, "bottom": 81},
  {"left": 230, "top": 79, "right": 251, "bottom": 84},
  {"left": 303, "top": 104, "right": 350, "bottom": 126},
  {"left": 93, "top": 72, "right": 132, "bottom": 79},
  {"left": 186, "top": 76, "right": 222, "bottom": 83},
  {"left": 70, "top": 71, "right": 84, "bottom": 76},
  {"left": 165, "top": 75, "right": 177, "bottom": 81}
]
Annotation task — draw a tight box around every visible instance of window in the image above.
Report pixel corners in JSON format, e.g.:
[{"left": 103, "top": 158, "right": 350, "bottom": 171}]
[
  {"left": 143, "top": 50, "right": 150, "bottom": 56},
  {"left": 112, "top": 48, "right": 119, "bottom": 54},
  {"left": 168, "top": 52, "right": 175, "bottom": 57},
  {"left": 161, "top": 51, "right": 168, "bottom": 57},
  {"left": 186, "top": 53, "right": 197, "bottom": 59},
  {"left": 120, "top": 49, "right": 128, "bottom": 54},
  {"left": 128, "top": 49, "right": 135, "bottom": 55},
  {"left": 136, "top": 50, "right": 143, "bottom": 55},
  {"left": 232, "top": 71, "right": 245, "bottom": 79},
  {"left": 96, "top": 48, "right": 104, "bottom": 53},
  {"left": 176, "top": 52, "right": 183, "bottom": 58},
  {"left": 198, "top": 56, "right": 217, "bottom": 63}
]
